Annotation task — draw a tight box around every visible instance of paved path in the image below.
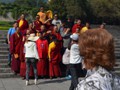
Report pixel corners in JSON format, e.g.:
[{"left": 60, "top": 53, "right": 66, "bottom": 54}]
[{"left": 0, "top": 78, "right": 71, "bottom": 90}]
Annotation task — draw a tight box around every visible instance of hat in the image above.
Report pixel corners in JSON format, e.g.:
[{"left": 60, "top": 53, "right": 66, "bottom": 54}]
[
  {"left": 70, "top": 33, "right": 79, "bottom": 40},
  {"left": 28, "top": 33, "right": 39, "bottom": 41}
]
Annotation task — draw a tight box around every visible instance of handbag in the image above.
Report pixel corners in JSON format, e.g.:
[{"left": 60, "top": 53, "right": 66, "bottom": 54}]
[{"left": 62, "top": 48, "right": 70, "bottom": 64}]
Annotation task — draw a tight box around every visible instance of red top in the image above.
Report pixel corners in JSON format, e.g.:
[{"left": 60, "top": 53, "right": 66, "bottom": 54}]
[
  {"left": 36, "top": 39, "right": 48, "bottom": 59},
  {"left": 72, "top": 24, "right": 82, "bottom": 33}
]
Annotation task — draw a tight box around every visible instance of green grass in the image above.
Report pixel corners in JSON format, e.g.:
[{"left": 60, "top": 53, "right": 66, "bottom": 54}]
[
  {"left": 0, "top": 21, "right": 12, "bottom": 30},
  {"left": 0, "top": 26, "right": 11, "bottom": 30}
]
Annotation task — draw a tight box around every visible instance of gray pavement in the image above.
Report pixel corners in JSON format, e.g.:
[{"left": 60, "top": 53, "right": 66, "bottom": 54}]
[{"left": 0, "top": 78, "right": 71, "bottom": 90}]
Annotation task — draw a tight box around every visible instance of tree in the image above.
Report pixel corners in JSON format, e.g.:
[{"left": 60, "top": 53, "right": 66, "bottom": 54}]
[
  {"left": 89, "top": 0, "right": 120, "bottom": 24},
  {"left": 64, "top": 0, "right": 93, "bottom": 22},
  {"left": 48, "top": 0, "right": 67, "bottom": 19}
]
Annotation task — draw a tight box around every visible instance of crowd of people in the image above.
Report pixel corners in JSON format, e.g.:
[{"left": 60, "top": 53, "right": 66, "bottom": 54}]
[{"left": 6, "top": 6, "right": 120, "bottom": 90}]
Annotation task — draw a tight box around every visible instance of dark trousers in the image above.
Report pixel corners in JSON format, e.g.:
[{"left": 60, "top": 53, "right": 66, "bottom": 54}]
[
  {"left": 26, "top": 58, "right": 38, "bottom": 81},
  {"left": 69, "top": 63, "right": 81, "bottom": 90},
  {"left": 8, "top": 53, "right": 11, "bottom": 63},
  {"left": 66, "top": 64, "right": 70, "bottom": 76}
]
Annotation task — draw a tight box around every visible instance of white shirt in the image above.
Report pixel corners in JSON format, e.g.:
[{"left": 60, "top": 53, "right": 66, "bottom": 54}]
[
  {"left": 52, "top": 19, "right": 62, "bottom": 26},
  {"left": 24, "top": 41, "right": 39, "bottom": 59},
  {"left": 70, "top": 43, "right": 82, "bottom": 64}
]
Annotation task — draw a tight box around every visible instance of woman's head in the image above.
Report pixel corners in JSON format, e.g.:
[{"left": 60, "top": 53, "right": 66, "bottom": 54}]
[{"left": 79, "top": 28, "right": 115, "bottom": 70}]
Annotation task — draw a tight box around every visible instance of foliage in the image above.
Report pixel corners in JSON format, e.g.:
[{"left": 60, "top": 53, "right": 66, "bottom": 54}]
[
  {"left": 0, "top": 21, "right": 12, "bottom": 30},
  {"left": 48, "top": 0, "right": 67, "bottom": 19},
  {"left": 0, "top": 26, "right": 11, "bottom": 30},
  {"left": 89, "top": 0, "right": 120, "bottom": 24},
  {"left": 0, "top": 0, "right": 120, "bottom": 24}
]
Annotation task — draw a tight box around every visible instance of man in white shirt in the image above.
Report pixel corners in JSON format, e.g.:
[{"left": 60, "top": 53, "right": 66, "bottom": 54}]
[
  {"left": 69, "top": 33, "right": 82, "bottom": 90},
  {"left": 52, "top": 14, "right": 62, "bottom": 29}
]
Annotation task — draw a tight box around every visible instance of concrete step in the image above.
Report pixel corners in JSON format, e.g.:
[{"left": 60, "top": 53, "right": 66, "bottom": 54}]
[
  {"left": 0, "top": 55, "right": 8, "bottom": 59},
  {"left": 0, "top": 63, "right": 10, "bottom": 68},
  {"left": 0, "top": 68, "right": 12, "bottom": 73},
  {"left": 0, "top": 35, "right": 7, "bottom": 38},
  {"left": 0, "top": 73, "right": 20, "bottom": 78},
  {"left": 114, "top": 67, "right": 120, "bottom": 71},
  {"left": 114, "top": 41, "right": 120, "bottom": 43},
  {"left": 112, "top": 71, "right": 120, "bottom": 76},
  {"left": 0, "top": 37, "right": 6, "bottom": 39},
  {"left": 115, "top": 45, "right": 120, "bottom": 47},
  {"left": 0, "top": 59, "right": 8, "bottom": 63},
  {"left": 0, "top": 44, "right": 8, "bottom": 47},
  {"left": 115, "top": 61, "right": 120, "bottom": 65},
  {"left": 115, "top": 52, "right": 120, "bottom": 54},
  {"left": 0, "top": 51, "right": 9, "bottom": 54},
  {"left": 0, "top": 40, "right": 6, "bottom": 43},
  {"left": 115, "top": 48, "right": 120, "bottom": 51},
  {"left": 0, "top": 47, "right": 8, "bottom": 51}
]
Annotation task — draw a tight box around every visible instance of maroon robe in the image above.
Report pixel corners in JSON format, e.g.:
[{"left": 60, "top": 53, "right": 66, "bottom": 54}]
[
  {"left": 52, "top": 32, "right": 63, "bottom": 62},
  {"left": 45, "top": 23, "right": 54, "bottom": 31},
  {"left": 33, "top": 20, "right": 42, "bottom": 32},
  {"left": 10, "top": 32, "right": 22, "bottom": 73},
  {"left": 36, "top": 39, "right": 49, "bottom": 76},
  {"left": 49, "top": 42, "right": 61, "bottom": 77},
  {"left": 17, "top": 19, "right": 28, "bottom": 35},
  {"left": 19, "top": 36, "right": 34, "bottom": 77}
]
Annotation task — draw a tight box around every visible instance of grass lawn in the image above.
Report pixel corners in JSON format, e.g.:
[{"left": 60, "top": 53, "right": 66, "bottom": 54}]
[
  {"left": 0, "top": 21, "right": 13, "bottom": 30},
  {"left": 0, "top": 26, "right": 11, "bottom": 30}
]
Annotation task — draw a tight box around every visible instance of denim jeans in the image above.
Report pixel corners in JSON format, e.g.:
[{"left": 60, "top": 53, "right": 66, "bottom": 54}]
[
  {"left": 8, "top": 52, "right": 11, "bottom": 64},
  {"left": 26, "top": 58, "right": 38, "bottom": 81}
]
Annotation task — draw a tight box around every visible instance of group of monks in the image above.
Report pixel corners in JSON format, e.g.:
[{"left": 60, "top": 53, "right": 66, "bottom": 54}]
[{"left": 8, "top": 6, "right": 92, "bottom": 79}]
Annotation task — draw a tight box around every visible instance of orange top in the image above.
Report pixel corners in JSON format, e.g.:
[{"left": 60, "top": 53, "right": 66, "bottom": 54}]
[{"left": 37, "top": 12, "right": 46, "bottom": 23}]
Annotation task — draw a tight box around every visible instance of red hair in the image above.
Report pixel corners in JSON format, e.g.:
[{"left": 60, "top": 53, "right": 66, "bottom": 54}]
[{"left": 79, "top": 28, "right": 115, "bottom": 70}]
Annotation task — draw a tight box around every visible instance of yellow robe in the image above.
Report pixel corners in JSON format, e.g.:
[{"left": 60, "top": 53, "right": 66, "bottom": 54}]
[
  {"left": 80, "top": 26, "right": 88, "bottom": 34},
  {"left": 48, "top": 42, "right": 56, "bottom": 60}
]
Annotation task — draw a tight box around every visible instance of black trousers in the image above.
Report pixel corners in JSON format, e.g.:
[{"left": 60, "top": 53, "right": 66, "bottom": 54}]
[{"left": 69, "top": 63, "right": 82, "bottom": 90}]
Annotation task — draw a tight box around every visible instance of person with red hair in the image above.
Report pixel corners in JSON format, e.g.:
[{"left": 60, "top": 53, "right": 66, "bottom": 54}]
[{"left": 76, "top": 28, "right": 120, "bottom": 90}]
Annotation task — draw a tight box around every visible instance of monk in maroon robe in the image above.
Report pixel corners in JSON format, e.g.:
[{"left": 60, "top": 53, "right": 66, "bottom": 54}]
[
  {"left": 72, "top": 19, "right": 82, "bottom": 33},
  {"left": 17, "top": 14, "right": 28, "bottom": 35},
  {"left": 52, "top": 25, "right": 62, "bottom": 42},
  {"left": 48, "top": 38, "right": 61, "bottom": 78},
  {"left": 33, "top": 15, "right": 42, "bottom": 33},
  {"left": 36, "top": 32, "right": 49, "bottom": 77},
  {"left": 10, "top": 28, "right": 22, "bottom": 74},
  {"left": 26, "top": 23, "right": 36, "bottom": 34},
  {"left": 52, "top": 26, "right": 63, "bottom": 62}
]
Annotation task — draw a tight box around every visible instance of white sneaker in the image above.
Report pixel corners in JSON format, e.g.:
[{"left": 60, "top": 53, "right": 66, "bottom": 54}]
[
  {"left": 34, "top": 79, "right": 37, "bottom": 85},
  {"left": 26, "top": 80, "right": 29, "bottom": 86}
]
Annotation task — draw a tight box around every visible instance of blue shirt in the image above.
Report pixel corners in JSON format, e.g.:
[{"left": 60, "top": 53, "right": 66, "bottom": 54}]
[{"left": 8, "top": 28, "right": 16, "bottom": 36}]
